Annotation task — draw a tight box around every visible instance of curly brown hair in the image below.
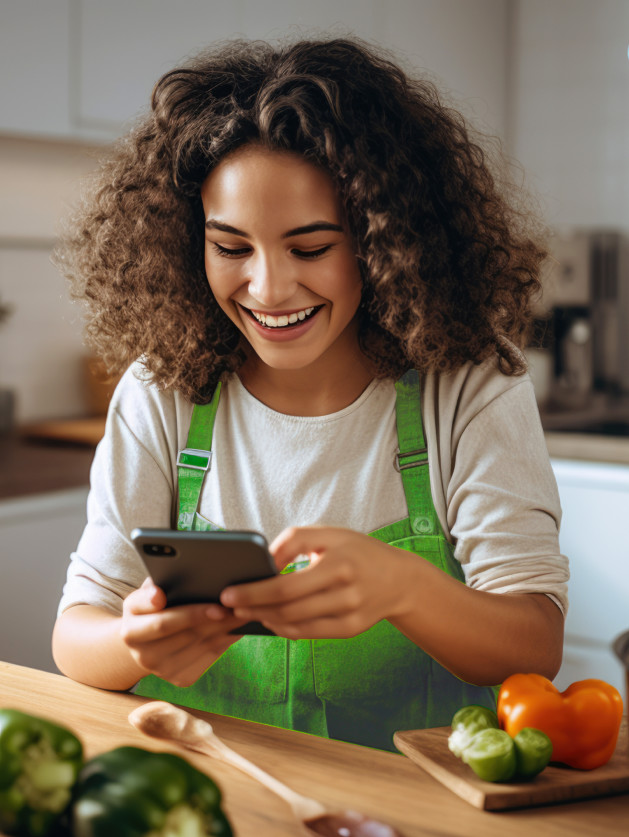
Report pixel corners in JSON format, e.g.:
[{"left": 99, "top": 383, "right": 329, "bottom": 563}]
[{"left": 55, "top": 36, "right": 547, "bottom": 404}]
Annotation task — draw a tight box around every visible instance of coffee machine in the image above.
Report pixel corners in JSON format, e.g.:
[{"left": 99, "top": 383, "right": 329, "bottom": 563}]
[
  {"left": 541, "top": 229, "right": 629, "bottom": 409},
  {"left": 590, "top": 231, "right": 629, "bottom": 395}
]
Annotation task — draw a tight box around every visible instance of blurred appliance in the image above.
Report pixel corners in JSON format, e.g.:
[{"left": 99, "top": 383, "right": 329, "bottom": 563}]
[
  {"left": 590, "top": 232, "right": 629, "bottom": 394},
  {"left": 546, "top": 230, "right": 629, "bottom": 405}
]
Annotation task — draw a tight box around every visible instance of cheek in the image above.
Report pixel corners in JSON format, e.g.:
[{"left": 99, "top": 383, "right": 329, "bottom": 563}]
[
  {"left": 205, "top": 258, "right": 235, "bottom": 302},
  {"left": 341, "top": 259, "right": 364, "bottom": 308}
]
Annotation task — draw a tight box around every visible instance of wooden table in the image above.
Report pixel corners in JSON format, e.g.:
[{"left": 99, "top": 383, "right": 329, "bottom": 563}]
[{"left": 1, "top": 661, "right": 627, "bottom": 836}]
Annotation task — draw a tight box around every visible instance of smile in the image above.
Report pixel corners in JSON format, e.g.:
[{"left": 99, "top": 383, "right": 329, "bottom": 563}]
[{"left": 246, "top": 306, "right": 322, "bottom": 328}]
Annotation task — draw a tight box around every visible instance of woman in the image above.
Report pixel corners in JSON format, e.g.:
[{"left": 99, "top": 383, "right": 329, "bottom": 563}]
[{"left": 52, "top": 37, "right": 568, "bottom": 752}]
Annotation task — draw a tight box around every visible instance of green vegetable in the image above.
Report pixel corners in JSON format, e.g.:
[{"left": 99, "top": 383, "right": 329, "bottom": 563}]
[
  {"left": 447, "top": 705, "right": 499, "bottom": 758},
  {"left": 512, "top": 727, "right": 553, "bottom": 779},
  {"left": 460, "top": 728, "right": 517, "bottom": 783},
  {"left": 448, "top": 704, "right": 554, "bottom": 783},
  {"left": 71, "top": 746, "right": 233, "bottom": 837},
  {"left": 0, "top": 707, "right": 83, "bottom": 837}
]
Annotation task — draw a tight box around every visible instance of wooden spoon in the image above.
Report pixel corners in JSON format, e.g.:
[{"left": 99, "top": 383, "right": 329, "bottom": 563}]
[{"left": 128, "top": 701, "right": 405, "bottom": 837}]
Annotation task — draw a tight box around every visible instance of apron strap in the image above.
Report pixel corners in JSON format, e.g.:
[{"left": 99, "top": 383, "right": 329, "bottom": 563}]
[
  {"left": 394, "top": 370, "right": 438, "bottom": 536},
  {"left": 177, "top": 382, "right": 222, "bottom": 530},
  {"left": 177, "top": 373, "right": 440, "bottom": 537}
]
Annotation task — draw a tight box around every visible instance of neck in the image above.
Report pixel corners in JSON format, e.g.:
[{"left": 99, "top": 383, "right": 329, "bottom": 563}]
[{"left": 238, "top": 344, "right": 375, "bottom": 417}]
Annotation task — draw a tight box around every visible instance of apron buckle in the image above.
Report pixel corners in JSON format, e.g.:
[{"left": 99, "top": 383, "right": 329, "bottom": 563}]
[
  {"left": 395, "top": 447, "right": 428, "bottom": 471},
  {"left": 177, "top": 448, "right": 212, "bottom": 471}
]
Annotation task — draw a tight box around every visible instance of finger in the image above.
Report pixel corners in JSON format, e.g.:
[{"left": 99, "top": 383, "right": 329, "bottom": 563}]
[
  {"left": 136, "top": 613, "right": 241, "bottom": 657},
  {"left": 122, "top": 604, "right": 241, "bottom": 644},
  {"left": 125, "top": 579, "right": 167, "bottom": 615},
  {"left": 232, "top": 584, "right": 363, "bottom": 626},
  {"left": 147, "top": 632, "right": 243, "bottom": 687},
  {"left": 268, "top": 612, "right": 367, "bottom": 640},
  {"left": 221, "top": 553, "right": 348, "bottom": 609},
  {"left": 270, "top": 525, "right": 340, "bottom": 566}
]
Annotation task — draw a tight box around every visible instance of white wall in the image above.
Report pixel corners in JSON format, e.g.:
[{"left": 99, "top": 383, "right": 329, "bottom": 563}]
[
  {"left": 0, "top": 137, "right": 101, "bottom": 421},
  {"left": 3, "top": 2, "right": 629, "bottom": 420},
  {"left": 509, "top": 0, "right": 629, "bottom": 229}
]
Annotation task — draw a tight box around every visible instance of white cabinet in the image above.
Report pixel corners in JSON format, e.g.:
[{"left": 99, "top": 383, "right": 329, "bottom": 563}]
[
  {"left": 551, "top": 459, "right": 629, "bottom": 694},
  {"left": 0, "top": 488, "right": 88, "bottom": 673},
  {"left": 0, "top": 0, "right": 508, "bottom": 142},
  {"left": 0, "top": 0, "right": 74, "bottom": 138},
  {"left": 511, "top": 0, "right": 629, "bottom": 227}
]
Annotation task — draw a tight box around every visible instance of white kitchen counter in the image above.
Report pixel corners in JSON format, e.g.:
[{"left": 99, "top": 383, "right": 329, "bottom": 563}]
[{"left": 546, "top": 431, "right": 629, "bottom": 465}]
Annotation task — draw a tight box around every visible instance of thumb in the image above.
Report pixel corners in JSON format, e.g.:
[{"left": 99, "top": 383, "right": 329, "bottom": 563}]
[
  {"left": 128, "top": 577, "right": 167, "bottom": 614},
  {"left": 270, "top": 525, "right": 327, "bottom": 571}
]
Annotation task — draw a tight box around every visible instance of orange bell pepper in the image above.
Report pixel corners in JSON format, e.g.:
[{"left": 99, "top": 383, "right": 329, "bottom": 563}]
[{"left": 497, "top": 673, "right": 624, "bottom": 770}]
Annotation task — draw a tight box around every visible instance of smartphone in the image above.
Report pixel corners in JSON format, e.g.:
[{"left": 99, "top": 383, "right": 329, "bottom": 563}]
[{"left": 130, "top": 528, "right": 278, "bottom": 636}]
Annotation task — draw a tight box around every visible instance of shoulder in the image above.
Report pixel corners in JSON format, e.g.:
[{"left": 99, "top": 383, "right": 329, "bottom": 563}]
[
  {"left": 422, "top": 350, "right": 536, "bottom": 435},
  {"left": 106, "top": 361, "right": 194, "bottom": 456}
]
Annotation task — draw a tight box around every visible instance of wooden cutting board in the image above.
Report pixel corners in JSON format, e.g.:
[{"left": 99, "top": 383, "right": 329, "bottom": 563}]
[{"left": 393, "top": 719, "right": 629, "bottom": 811}]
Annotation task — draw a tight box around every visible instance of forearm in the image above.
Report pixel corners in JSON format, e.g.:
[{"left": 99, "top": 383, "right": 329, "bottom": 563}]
[
  {"left": 389, "top": 551, "right": 565, "bottom": 686},
  {"left": 52, "top": 605, "right": 147, "bottom": 691}
]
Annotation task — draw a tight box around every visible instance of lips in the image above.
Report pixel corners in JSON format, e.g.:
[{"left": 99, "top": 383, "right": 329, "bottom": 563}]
[
  {"left": 244, "top": 305, "right": 323, "bottom": 329},
  {"left": 239, "top": 303, "right": 324, "bottom": 343}
]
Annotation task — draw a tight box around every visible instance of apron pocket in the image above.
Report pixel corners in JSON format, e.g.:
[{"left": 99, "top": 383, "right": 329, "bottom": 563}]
[
  {"left": 197, "top": 635, "right": 288, "bottom": 705},
  {"left": 193, "top": 512, "right": 223, "bottom": 531},
  {"left": 312, "top": 620, "right": 424, "bottom": 704},
  {"left": 134, "top": 635, "right": 287, "bottom": 713}
]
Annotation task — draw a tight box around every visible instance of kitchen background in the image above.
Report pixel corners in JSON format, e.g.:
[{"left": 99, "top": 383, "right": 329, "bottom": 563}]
[{"left": 1, "top": 0, "right": 628, "bottom": 694}]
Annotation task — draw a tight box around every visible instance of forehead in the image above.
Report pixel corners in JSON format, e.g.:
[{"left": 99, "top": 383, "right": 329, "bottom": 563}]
[{"left": 200, "top": 145, "right": 342, "bottom": 222}]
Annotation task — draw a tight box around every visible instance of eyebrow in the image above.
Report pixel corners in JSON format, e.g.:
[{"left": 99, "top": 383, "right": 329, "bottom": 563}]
[{"left": 204, "top": 219, "right": 344, "bottom": 238}]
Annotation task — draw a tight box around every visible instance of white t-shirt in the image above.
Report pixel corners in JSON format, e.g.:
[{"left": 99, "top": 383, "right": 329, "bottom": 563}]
[{"left": 57, "top": 358, "right": 569, "bottom": 617}]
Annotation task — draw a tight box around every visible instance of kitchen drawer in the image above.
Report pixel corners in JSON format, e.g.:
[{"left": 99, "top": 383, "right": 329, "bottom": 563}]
[
  {"left": 0, "top": 488, "right": 88, "bottom": 672},
  {"left": 551, "top": 459, "right": 629, "bottom": 691}
]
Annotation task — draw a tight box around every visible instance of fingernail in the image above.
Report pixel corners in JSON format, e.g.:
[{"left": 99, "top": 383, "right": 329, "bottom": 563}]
[
  {"left": 206, "top": 605, "right": 226, "bottom": 620},
  {"left": 235, "top": 608, "right": 252, "bottom": 619},
  {"left": 220, "top": 589, "right": 235, "bottom": 606}
]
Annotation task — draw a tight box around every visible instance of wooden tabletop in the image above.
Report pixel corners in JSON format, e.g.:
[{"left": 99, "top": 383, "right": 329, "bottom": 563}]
[{"left": 1, "top": 661, "right": 627, "bottom": 836}]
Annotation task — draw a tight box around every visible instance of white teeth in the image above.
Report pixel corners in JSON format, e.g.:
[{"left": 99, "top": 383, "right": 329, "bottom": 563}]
[{"left": 250, "top": 306, "right": 317, "bottom": 328}]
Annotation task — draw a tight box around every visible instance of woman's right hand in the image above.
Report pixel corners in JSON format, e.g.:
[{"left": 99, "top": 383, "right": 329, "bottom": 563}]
[{"left": 120, "top": 578, "right": 247, "bottom": 686}]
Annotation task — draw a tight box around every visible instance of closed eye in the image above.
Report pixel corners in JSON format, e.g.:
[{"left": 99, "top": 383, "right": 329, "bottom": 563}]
[
  {"left": 292, "top": 245, "right": 333, "bottom": 259},
  {"left": 211, "top": 243, "right": 251, "bottom": 258}
]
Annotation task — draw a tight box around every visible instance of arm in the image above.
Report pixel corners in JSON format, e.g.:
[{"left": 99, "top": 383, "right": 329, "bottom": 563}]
[
  {"left": 53, "top": 605, "right": 147, "bottom": 691},
  {"left": 388, "top": 543, "right": 564, "bottom": 684},
  {"left": 219, "top": 526, "right": 563, "bottom": 686},
  {"left": 53, "top": 581, "right": 246, "bottom": 691},
  {"left": 53, "top": 368, "right": 244, "bottom": 690},
  {"left": 220, "top": 378, "right": 567, "bottom": 685}
]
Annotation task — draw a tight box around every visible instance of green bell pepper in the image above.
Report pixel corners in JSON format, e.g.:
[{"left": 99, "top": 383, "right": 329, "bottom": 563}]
[
  {"left": 71, "top": 746, "right": 233, "bottom": 837},
  {"left": 0, "top": 707, "right": 83, "bottom": 837}
]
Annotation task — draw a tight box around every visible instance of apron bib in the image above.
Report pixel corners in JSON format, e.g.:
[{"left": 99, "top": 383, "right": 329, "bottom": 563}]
[{"left": 135, "top": 371, "right": 497, "bottom": 751}]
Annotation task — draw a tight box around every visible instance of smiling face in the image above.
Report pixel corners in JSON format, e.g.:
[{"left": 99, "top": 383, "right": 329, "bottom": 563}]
[{"left": 200, "top": 145, "right": 363, "bottom": 381}]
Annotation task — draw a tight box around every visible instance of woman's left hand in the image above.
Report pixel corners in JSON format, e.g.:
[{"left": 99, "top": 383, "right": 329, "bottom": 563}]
[{"left": 219, "top": 526, "right": 417, "bottom": 639}]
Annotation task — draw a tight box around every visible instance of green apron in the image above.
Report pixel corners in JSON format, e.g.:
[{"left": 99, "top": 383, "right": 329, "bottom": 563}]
[{"left": 135, "top": 370, "right": 497, "bottom": 751}]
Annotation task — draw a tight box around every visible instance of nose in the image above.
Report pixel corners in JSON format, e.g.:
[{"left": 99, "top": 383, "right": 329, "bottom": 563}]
[{"left": 246, "top": 250, "right": 298, "bottom": 308}]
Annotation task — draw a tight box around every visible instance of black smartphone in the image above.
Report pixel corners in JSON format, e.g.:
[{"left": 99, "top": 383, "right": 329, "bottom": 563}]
[{"left": 130, "top": 528, "right": 278, "bottom": 636}]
